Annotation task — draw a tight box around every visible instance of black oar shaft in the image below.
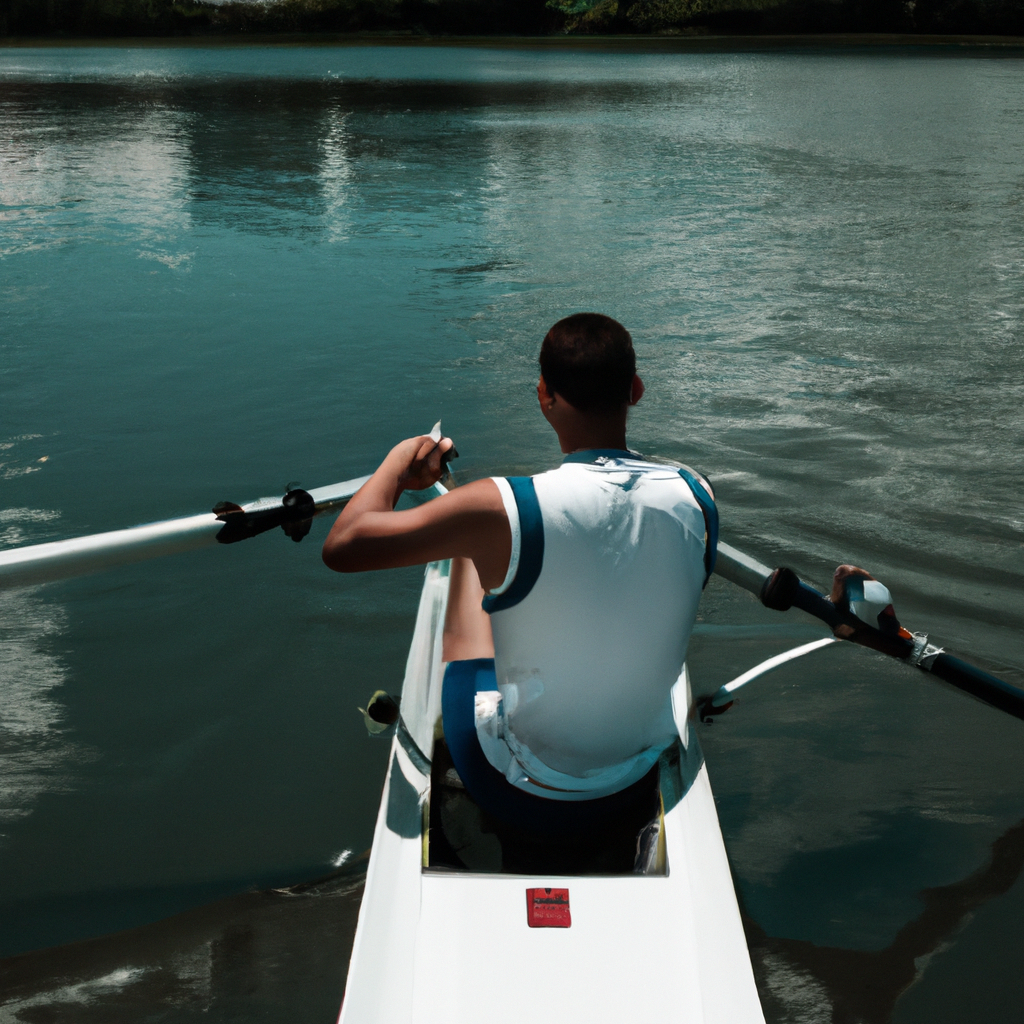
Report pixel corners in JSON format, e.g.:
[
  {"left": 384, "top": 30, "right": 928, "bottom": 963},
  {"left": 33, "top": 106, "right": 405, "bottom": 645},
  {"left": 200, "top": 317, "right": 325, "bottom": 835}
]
[
  {"left": 716, "top": 550, "right": 1024, "bottom": 722},
  {"left": 789, "top": 577, "right": 1024, "bottom": 719},
  {"left": 929, "top": 654, "right": 1024, "bottom": 722}
]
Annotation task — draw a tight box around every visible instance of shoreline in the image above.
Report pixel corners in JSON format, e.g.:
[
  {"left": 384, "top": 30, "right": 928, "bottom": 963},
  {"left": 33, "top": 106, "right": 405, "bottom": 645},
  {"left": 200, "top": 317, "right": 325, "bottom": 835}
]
[{"left": 3, "top": 32, "right": 1024, "bottom": 51}]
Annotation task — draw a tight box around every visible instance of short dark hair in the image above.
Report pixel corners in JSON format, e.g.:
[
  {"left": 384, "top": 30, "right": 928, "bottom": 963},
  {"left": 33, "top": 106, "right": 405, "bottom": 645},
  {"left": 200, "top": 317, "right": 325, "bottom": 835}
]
[{"left": 539, "top": 313, "right": 636, "bottom": 414}]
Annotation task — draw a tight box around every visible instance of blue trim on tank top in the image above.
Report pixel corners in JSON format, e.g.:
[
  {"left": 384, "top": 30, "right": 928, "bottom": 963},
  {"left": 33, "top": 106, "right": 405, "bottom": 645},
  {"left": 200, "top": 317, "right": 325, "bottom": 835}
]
[
  {"left": 482, "top": 476, "right": 545, "bottom": 614},
  {"left": 677, "top": 468, "right": 718, "bottom": 587}
]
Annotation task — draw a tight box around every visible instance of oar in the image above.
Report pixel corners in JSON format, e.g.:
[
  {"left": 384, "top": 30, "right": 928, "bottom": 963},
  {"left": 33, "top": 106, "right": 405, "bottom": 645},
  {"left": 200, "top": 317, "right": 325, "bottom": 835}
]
[
  {"left": 0, "top": 475, "right": 370, "bottom": 590},
  {"left": 0, "top": 422, "right": 457, "bottom": 591},
  {"left": 713, "top": 543, "right": 1024, "bottom": 722},
  {"left": 3, "top": 463, "right": 1020, "bottom": 724}
]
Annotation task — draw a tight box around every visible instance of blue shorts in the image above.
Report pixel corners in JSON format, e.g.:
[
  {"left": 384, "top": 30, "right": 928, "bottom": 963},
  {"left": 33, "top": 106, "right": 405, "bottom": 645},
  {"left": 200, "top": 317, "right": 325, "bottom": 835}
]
[{"left": 441, "top": 658, "right": 658, "bottom": 837}]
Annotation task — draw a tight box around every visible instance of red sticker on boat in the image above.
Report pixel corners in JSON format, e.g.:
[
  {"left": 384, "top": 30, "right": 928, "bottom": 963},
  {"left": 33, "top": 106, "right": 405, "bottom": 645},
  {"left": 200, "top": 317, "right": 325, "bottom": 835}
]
[{"left": 526, "top": 887, "right": 571, "bottom": 928}]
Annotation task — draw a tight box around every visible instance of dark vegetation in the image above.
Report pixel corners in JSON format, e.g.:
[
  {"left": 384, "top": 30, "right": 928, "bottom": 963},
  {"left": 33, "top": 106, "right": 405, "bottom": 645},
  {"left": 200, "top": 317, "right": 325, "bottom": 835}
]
[{"left": 2, "top": 0, "right": 1023, "bottom": 39}]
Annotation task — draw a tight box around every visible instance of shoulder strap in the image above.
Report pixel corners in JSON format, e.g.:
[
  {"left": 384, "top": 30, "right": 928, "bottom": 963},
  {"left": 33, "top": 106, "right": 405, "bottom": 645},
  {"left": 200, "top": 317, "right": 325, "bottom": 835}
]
[
  {"left": 677, "top": 468, "right": 718, "bottom": 588},
  {"left": 482, "top": 476, "right": 545, "bottom": 614}
]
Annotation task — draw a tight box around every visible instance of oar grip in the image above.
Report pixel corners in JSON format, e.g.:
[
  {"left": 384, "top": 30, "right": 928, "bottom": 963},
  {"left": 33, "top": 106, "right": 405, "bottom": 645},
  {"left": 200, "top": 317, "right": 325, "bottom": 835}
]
[
  {"left": 761, "top": 567, "right": 914, "bottom": 659},
  {"left": 760, "top": 567, "right": 1024, "bottom": 721},
  {"left": 761, "top": 567, "right": 842, "bottom": 626}
]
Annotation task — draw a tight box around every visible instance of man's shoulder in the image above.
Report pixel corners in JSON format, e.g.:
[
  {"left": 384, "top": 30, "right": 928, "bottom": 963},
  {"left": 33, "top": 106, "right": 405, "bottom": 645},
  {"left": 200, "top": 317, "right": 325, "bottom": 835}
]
[{"left": 430, "top": 476, "right": 505, "bottom": 514}]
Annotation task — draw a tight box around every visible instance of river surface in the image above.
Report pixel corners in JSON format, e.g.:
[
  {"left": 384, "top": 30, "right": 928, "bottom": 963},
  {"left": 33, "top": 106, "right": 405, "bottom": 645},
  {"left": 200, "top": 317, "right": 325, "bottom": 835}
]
[{"left": 1, "top": 41, "right": 1023, "bottom": 1023}]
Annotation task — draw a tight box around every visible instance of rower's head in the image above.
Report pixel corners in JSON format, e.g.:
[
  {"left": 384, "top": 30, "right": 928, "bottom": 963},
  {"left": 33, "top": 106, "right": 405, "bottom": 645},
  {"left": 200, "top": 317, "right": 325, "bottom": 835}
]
[{"left": 538, "top": 313, "right": 644, "bottom": 453}]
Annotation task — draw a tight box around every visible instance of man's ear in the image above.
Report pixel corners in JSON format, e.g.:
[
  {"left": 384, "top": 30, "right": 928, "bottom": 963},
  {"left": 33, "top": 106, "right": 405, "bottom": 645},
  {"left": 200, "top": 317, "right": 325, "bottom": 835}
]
[
  {"left": 538, "top": 376, "right": 556, "bottom": 409},
  {"left": 629, "top": 374, "right": 645, "bottom": 406}
]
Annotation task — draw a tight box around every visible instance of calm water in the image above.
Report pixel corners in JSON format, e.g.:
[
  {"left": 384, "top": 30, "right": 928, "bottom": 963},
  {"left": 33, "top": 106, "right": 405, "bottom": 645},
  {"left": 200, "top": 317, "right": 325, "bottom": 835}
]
[{"left": 1, "top": 42, "right": 1023, "bottom": 1023}]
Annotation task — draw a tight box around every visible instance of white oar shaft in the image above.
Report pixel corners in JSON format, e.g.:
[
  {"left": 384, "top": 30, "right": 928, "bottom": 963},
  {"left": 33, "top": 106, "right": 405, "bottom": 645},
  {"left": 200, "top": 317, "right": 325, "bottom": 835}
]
[
  {"left": 0, "top": 474, "right": 370, "bottom": 591},
  {"left": 713, "top": 541, "right": 773, "bottom": 596},
  {"left": 0, "top": 514, "right": 222, "bottom": 590}
]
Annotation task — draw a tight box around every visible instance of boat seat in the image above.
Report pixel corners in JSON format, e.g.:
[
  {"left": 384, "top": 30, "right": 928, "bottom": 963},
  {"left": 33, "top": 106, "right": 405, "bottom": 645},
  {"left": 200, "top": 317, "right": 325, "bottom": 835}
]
[{"left": 426, "top": 738, "right": 662, "bottom": 876}]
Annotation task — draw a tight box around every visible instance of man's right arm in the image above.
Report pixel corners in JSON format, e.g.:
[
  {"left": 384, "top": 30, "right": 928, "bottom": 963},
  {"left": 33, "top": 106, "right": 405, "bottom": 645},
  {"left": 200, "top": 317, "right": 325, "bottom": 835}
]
[{"left": 321, "top": 435, "right": 512, "bottom": 593}]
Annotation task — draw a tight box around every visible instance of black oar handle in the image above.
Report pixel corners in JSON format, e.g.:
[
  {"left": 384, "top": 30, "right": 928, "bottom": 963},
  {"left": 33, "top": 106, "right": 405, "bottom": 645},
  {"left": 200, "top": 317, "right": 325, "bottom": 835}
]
[{"left": 760, "top": 566, "right": 1024, "bottom": 722}]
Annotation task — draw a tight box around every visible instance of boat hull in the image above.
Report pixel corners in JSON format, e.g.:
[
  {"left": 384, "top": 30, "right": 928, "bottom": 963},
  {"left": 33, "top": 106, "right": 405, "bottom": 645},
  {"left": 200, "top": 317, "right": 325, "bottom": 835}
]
[{"left": 339, "top": 561, "right": 764, "bottom": 1024}]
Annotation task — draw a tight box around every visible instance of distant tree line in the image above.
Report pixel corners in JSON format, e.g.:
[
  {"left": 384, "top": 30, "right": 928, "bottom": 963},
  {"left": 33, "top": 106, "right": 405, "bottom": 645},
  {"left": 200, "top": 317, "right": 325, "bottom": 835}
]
[
  {"left": 2, "top": 0, "right": 1022, "bottom": 37},
  {"left": 556, "top": 0, "right": 1024, "bottom": 34},
  {"left": 0, "top": 0, "right": 555, "bottom": 35}
]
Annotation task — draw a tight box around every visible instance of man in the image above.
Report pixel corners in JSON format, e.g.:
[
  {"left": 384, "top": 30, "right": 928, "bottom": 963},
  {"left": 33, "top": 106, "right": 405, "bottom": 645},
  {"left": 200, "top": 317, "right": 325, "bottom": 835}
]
[{"left": 323, "top": 313, "right": 716, "bottom": 837}]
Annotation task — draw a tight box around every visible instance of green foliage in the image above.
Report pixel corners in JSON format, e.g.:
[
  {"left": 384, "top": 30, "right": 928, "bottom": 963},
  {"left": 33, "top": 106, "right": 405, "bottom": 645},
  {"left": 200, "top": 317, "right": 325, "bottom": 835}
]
[
  {"left": 210, "top": 0, "right": 402, "bottom": 33},
  {"left": 551, "top": 0, "right": 621, "bottom": 31},
  {"left": 0, "top": 0, "right": 213, "bottom": 35},
  {"left": 545, "top": 0, "right": 624, "bottom": 33},
  {"left": 551, "top": 0, "right": 1024, "bottom": 33},
  {"left": 625, "top": 0, "right": 704, "bottom": 31},
  {"left": 544, "top": 0, "right": 784, "bottom": 32},
  {"left": 546, "top": 0, "right": 602, "bottom": 14}
]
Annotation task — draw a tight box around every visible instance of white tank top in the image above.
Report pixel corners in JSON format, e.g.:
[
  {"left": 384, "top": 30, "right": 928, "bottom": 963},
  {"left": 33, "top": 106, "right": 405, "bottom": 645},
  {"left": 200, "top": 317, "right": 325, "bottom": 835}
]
[{"left": 477, "top": 451, "right": 710, "bottom": 800}]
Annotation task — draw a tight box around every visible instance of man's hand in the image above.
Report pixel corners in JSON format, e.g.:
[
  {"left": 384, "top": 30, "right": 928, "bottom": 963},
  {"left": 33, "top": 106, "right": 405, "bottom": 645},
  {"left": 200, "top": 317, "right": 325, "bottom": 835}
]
[
  {"left": 322, "top": 434, "right": 510, "bottom": 588},
  {"left": 830, "top": 564, "right": 875, "bottom": 638},
  {"left": 391, "top": 434, "right": 456, "bottom": 494},
  {"left": 830, "top": 564, "right": 910, "bottom": 650}
]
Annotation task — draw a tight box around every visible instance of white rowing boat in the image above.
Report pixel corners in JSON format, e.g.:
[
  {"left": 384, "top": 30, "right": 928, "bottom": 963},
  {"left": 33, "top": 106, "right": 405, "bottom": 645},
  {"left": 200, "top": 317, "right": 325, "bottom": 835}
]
[
  {"left": 2, "top": 456, "right": 1015, "bottom": 1021},
  {"left": 339, "top": 557, "right": 766, "bottom": 1024}
]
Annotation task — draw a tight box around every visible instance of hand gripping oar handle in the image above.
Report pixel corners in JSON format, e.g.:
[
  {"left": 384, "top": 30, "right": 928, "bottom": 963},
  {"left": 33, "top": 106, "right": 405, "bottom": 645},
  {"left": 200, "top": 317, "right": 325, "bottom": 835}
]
[
  {"left": 714, "top": 543, "right": 1024, "bottom": 722},
  {"left": 760, "top": 566, "right": 912, "bottom": 659}
]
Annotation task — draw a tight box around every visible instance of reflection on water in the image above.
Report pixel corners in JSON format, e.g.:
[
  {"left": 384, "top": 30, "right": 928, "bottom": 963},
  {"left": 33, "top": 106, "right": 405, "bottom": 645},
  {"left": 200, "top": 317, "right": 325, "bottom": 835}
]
[
  {"left": 747, "top": 815, "right": 1024, "bottom": 1023},
  {"left": 318, "top": 108, "right": 353, "bottom": 243},
  {"left": 1, "top": 96, "right": 191, "bottom": 260},
  {"left": 0, "top": 584, "right": 89, "bottom": 842},
  {"left": 0, "top": 871, "right": 364, "bottom": 1024},
  {"left": 1, "top": 43, "right": 1023, "bottom": 1023}
]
